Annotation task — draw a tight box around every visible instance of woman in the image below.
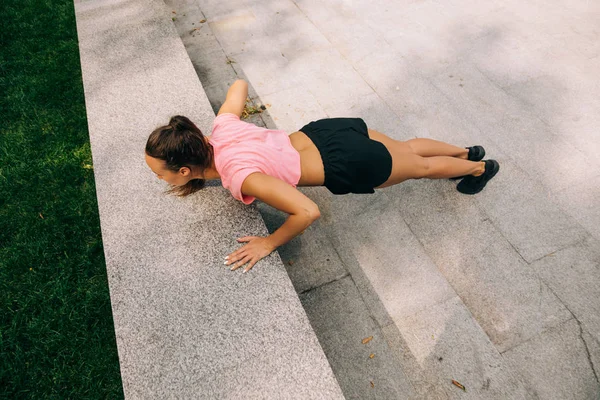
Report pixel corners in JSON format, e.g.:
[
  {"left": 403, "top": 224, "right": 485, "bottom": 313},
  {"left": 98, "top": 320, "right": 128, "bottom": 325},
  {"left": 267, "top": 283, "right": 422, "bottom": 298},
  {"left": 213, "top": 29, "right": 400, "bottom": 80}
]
[{"left": 145, "top": 80, "right": 499, "bottom": 273}]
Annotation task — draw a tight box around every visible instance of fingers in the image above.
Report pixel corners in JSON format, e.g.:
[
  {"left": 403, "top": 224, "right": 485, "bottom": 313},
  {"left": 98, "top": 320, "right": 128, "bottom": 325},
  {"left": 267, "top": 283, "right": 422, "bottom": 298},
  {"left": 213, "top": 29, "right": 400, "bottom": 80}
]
[
  {"left": 243, "top": 259, "right": 258, "bottom": 274},
  {"left": 229, "top": 253, "right": 252, "bottom": 271},
  {"left": 225, "top": 237, "right": 264, "bottom": 273},
  {"left": 226, "top": 242, "right": 248, "bottom": 261},
  {"left": 225, "top": 251, "right": 258, "bottom": 273}
]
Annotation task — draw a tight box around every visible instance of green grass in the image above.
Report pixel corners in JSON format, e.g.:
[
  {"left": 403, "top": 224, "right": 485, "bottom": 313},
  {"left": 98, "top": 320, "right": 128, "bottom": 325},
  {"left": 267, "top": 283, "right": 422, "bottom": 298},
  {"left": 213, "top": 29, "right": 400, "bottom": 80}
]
[{"left": 0, "top": 1, "right": 123, "bottom": 398}]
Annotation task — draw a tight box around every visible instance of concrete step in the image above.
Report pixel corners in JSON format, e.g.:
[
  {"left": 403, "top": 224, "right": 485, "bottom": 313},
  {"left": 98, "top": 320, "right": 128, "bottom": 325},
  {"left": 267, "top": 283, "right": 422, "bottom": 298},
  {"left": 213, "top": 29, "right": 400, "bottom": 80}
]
[{"left": 74, "top": 0, "right": 343, "bottom": 397}]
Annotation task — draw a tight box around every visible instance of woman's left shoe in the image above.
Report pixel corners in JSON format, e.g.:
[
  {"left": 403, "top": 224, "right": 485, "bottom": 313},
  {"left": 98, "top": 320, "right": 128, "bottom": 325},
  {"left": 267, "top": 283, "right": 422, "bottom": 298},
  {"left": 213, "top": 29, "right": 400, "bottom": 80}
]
[{"left": 456, "top": 159, "right": 500, "bottom": 195}]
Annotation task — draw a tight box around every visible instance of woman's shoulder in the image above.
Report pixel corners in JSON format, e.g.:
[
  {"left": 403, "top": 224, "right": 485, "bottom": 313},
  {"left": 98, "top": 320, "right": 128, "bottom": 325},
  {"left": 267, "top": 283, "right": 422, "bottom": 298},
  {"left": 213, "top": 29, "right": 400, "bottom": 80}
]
[
  {"left": 212, "top": 112, "right": 240, "bottom": 130},
  {"left": 214, "top": 112, "right": 241, "bottom": 122},
  {"left": 212, "top": 113, "right": 260, "bottom": 138}
]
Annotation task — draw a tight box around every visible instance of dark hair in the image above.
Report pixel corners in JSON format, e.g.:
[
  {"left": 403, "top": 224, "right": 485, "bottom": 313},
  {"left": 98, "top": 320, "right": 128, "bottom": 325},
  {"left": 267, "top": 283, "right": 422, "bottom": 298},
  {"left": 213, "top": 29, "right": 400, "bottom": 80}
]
[{"left": 145, "top": 115, "right": 214, "bottom": 197}]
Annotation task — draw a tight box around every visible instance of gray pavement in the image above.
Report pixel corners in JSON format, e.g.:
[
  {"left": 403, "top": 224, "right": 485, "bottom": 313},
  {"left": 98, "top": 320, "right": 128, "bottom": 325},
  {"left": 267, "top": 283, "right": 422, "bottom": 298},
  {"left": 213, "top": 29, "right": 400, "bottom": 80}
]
[{"left": 168, "top": 0, "right": 600, "bottom": 398}]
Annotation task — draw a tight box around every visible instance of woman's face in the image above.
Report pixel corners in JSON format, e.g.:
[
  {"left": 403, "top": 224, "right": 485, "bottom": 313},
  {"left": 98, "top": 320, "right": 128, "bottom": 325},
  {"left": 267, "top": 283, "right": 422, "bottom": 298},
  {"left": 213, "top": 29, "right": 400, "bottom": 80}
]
[{"left": 145, "top": 154, "right": 191, "bottom": 186}]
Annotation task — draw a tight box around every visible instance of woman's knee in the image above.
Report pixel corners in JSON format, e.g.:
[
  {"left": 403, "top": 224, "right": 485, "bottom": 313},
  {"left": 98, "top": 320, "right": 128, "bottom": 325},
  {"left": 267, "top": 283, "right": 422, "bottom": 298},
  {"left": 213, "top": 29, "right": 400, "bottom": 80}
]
[
  {"left": 404, "top": 139, "right": 418, "bottom": 154},
  {"left": 411, "top": 156, "right": 431, "bottom": 179},
  {"left": 389, "top": 153, "right": 430, "bottom": 181}
]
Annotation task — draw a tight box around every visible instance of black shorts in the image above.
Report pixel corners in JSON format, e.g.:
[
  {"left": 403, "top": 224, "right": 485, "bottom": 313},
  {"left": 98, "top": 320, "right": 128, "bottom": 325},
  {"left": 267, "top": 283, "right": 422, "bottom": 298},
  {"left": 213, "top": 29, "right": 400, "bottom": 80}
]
[{"left": 299, "top": 118, "right": 393, "bottom": 195}]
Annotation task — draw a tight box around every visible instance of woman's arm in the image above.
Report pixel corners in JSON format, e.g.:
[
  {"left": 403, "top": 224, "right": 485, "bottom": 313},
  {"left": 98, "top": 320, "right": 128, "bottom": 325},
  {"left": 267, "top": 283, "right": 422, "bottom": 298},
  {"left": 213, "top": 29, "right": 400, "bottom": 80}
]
[
  {"left": 225, "top": 172, "right": 320, "bottom": 273},
  {"left": 217, "top": 79, "right": 248, "bottom": 117}
]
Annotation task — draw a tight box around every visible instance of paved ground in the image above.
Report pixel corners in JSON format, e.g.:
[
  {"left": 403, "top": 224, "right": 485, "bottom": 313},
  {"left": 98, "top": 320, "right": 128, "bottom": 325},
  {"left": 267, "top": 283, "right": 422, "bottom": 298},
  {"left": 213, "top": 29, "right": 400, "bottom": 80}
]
[{"left": 167, "top": 0, "right": 600, "bottom": 398}]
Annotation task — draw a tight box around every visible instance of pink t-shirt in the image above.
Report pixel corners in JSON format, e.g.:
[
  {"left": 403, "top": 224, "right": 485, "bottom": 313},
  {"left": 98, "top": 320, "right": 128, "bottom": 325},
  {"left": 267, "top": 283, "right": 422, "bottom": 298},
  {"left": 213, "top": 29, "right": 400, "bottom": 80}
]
[{"left": 208, "top": 113, "right": 302, "bottom": 204}]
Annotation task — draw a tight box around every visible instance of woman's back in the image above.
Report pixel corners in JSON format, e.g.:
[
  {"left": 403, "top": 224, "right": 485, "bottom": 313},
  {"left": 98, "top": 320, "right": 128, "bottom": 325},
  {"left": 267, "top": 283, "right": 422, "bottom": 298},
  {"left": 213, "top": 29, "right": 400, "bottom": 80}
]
[{"left": 210, "top": 113, "right": 302, "bottom": 203}]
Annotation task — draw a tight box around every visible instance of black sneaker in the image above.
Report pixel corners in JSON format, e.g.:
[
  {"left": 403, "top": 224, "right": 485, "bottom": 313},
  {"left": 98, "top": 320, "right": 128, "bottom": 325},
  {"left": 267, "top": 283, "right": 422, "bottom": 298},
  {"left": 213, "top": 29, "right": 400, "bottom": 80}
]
[
  {"left": 450, "top": 146, "right": 486, "bottom": 180},
  {"left": 456, "top": 160, "right": 500, "bottom": 195}
]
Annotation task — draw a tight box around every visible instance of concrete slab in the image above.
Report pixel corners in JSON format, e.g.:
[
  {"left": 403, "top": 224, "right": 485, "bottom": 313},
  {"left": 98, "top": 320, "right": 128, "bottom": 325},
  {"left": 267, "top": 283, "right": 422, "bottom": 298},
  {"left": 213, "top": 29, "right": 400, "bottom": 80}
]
[
  {"left": 300, "top": 276, "right": 416, "bottom": 399},
  {"left": 248, "top": 0, "right": 331, "bottom": 55},
  {"left": 466, "top": 19, "right": 567, "bottom": 88},
  {"left": 354, "top": 51, "right": 448, "bottom": 116},
  {"left": 284, "top": 47, "right": 375, "bottom": 110},
  {"left": 290, "top": 0, "right": 391, "bottom": 65},
  {"left": 430, "top": 62, "right": 596, "bottom": 193},
  {"left": 168, "top": 0, "right": 232, "bottom": 19},
  {"left": 366, "top": 4, "right": 495, "bottom": 77},
  {"left": 166, "top": 4, "right": 221, "bottom": 52},
  {"left": 502, "top": 318, "right": 600, "bottom": 400},
  {"left": 391, "top": 180, "right": 573, "bottom": 352},
  {"left": 503, "top": 74, "right": 600, "bottom": 130},
  {"left": 208, "top": 9, "right": 270, "bottom": 56},
  {"left": 328, "top": 204, "right": 457, "bottom": 325},
  {"left": 510, "top": 1, "right": 600, "bottom": 60},
  {"left": 75, "top": 0, "right": 343, "bottom": 397},
  {"left": 394, "top": 296, "right": 530, "bottom": 399},
  {"left": 552, "top": 113, "right": 600, "bottom": 165},
  {"left": 380, "top": 324, "right": 450, "bottom": 400},
  {"left": 475, "top": 161, "right": 589, "bottom": 262},
  {"left": 552, "top": 174, "right": 600, "bottom": 242},
  {"left": 531, "top": 237, "right": 600, "bottom": 344},
  {"left": 583, "top": 329, "right": 600, "bottom": 387}
]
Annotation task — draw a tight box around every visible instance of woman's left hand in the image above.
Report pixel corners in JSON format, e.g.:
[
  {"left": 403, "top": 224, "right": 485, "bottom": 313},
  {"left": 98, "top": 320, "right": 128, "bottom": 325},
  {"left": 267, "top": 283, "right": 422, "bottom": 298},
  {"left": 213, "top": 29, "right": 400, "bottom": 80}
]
[{"left": 225, "top": 236, "right": 275, "bottom": 273}]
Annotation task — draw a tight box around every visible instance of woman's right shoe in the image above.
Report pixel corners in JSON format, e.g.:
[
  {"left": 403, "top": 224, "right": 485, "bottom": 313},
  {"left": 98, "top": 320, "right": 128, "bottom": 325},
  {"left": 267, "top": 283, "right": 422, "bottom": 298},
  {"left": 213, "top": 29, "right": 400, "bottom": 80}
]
[
  {"left": 456, "top": 159, "right": 500, "bottom": 195},
  {"left": 450, "top": 145, "right": 486, "bottom": 180}
]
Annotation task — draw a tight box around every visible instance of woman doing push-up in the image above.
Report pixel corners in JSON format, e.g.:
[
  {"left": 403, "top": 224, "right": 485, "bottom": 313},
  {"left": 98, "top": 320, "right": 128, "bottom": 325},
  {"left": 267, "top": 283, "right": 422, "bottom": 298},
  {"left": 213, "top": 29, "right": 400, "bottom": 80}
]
[{"left": 145, "top": 80, "right": 499, "bottom": 273}]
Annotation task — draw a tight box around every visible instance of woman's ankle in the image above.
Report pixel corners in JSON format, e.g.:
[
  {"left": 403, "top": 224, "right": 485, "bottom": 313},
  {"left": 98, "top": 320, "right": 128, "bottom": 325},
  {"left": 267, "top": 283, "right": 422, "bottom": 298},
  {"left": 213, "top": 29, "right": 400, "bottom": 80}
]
[{"left": 472, "top": 161, "right": 485, "bottom": 176}]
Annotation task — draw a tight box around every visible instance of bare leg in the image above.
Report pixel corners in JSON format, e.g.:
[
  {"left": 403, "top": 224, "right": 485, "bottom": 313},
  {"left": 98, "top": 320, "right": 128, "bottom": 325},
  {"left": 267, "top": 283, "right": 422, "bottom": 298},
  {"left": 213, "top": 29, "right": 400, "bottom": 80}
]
[
  {"left": 405, "top": 138, "right": 468, "bottom": 159},
  {"left": 420, "top": 157, "right": 484, "bottom": 178},
  {"left": 365, "top": 129, "right": 485, "bottom": 188},
  {"left": 376, "top": 153, "right": 484, "bottom": 188},
  {"left": 368, "top": 129, "right": 469, "bottom": 159}
]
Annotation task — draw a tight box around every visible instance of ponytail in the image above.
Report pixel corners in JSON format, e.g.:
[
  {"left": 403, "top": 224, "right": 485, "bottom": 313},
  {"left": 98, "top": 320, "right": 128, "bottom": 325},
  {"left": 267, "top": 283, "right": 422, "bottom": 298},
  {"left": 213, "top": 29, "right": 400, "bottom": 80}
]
[{"left": 145, "top": 115, "right": 214, "bottom": 197}]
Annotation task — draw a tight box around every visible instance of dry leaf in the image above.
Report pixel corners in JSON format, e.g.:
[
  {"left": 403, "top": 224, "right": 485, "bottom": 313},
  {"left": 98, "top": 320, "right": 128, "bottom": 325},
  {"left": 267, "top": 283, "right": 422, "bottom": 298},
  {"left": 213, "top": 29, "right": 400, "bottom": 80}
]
[
  {"left": 200, "top": 19, "right": 207, "bottom": 23},
  {"left": 369, "top": 353, "right": 375, "bottom": 359},
  {"left": 362, "top": 336, "right": 373, "bottom": 344},
  {"left": 370, "top": 381, "right": 374, "bottom": 388},
  {"left": 451, "top": 380, "right": 466, "bottom": 392},
  {"left": 39, "top": 213, "right": 44, "bottom": 219},
  {"left": 287, "top": 260, "right": 294, "bottom": 266},
  {"left": 241, "top": 98, "right": 262, "bottom": 119}
]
